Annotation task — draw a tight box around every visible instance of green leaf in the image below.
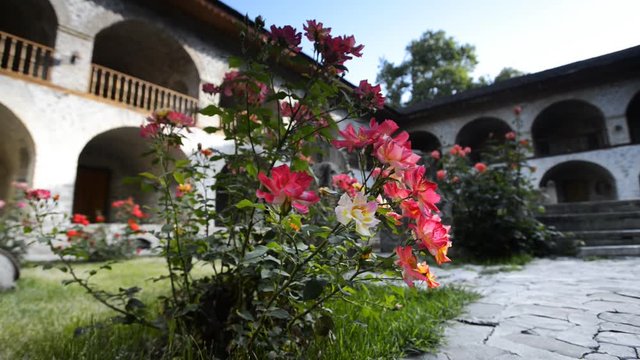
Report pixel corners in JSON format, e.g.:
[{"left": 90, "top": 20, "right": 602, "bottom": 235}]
[
  {"left": 243, "top": 245, "right": 269, "bottom": 263},
  {"left": 237, "top": 309, "right": 255, "bottom": 321},
  {"left": 235, "top": 199, "right": 254, "bottom": 209},
  {"left": 245, "top": 162, "right": 258, "bottom": 177},
  {"left": 268, "top": 308, "right": 290, "bottom": 319},
  {"left": 173, "top": 172, "right": 186, "bottom": 184},
  {"left": 199, "top": 105, "right": 223, "bottom": 117},
  {"left": 125, "top": 298, "right": 146, "bottom": 311},
  {"left": 228, "top": 56, "right": 243, "bottom": 68},
  {"left": 235, "top": 199, "right": 266, "bottom": 210},
  {"left": 291, "top": 157, "right": 309, "bottom": 172},
  {"left": 302, "top": 279, "right": 327, "bottom": 301},
  {"left": 260, "top": 268, "right": 272, "bottom": 279},
  {"left": 138, "top": 172, "right": 157, "bottom": 181},
  {"left": 175, "top": 159, "right": 191, "bottom": 168},
  {"left": 314, "top": 314, "right": 334, "bottom": 336}
]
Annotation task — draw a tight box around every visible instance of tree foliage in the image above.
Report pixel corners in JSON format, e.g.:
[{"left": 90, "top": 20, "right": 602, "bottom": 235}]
[
  {"left": 493, "top": 67, "right": 526, "bottom": 83},
  {"left": 377, "top": 30, "right": 478, "bottom": 107},
  {"left": 377, "top": 31, "right": 525, "bottom": 107}
]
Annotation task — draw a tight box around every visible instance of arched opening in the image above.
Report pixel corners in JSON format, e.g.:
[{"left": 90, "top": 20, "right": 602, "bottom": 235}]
[
  {"left": 455, "top": 117, "right": 512, "bottom": 162},
  {"left": 0, "top": 0, "right": 57, "bottom": 47},
  {"left": 72, "top": 127, "right": 186, "bottom": 222},
  {"left": 410, "top": 131, "right": 441, "bottom": 155},
  {"left": 626, "top": 91, "right": 640, "bottom": 144},
  {"left": 90, "top": 20, "right": 200, "bottom": 113},
  {"left": 540, "top": 161, "right": 616, "bottom": 203},
  {"left": 532, "top": 100, "right": 608, "bottom": 157},
  {"left": 0, "top": 103, "right": 35, "bottom": 200},
  {"left": 0, "top": 0, "right": 57, "bottom": 80}
]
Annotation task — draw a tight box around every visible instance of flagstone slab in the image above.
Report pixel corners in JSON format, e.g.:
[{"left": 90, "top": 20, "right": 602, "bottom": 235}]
[
  {"left": 597, "top": 343, "right": 637, "bottom": 358},
  {"left": 595, "top": 331, "right": 640, "bottom": 347},
  {"left": 504, "top": 333, "right": 591, "bottom": 358},
  {"left": 583, "top": 353, "right": 620, "bottom": 360},
  {"left": 599, "top": 321, "right": 640, "bottom": 335},
  {"left": 599, "top": 312, "right": 640, "bottom": 327}
]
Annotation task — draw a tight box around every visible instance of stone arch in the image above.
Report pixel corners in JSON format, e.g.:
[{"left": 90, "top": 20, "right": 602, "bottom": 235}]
[
  {"left": 0, "top": 0, "right": 58, "bottom": 47},
  {"left": 626, "top": 91, "right": 640, "bottom": 144},
  {"left": 532, "top": 100, "right": 608, "bottom": 157},
  {"left": 539, "top": 161, "right": 616, "bottom": 203},
  {"left": 72, "top": 127, "right": 186, "bottom": 222},
  {"left": 0, "top": 103, "right": 35, "bottom": 200},
  {"left": 455, "top": 117, "right": 512, "bottom": 162},
  {"left": 409, "top": 131, "right": 441, "bottom": 155},
  {"left": 91, "top": 19, "right": 200, "bottom": 98}
]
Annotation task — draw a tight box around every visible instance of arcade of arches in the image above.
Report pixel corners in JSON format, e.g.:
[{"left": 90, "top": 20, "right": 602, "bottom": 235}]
[{"left": 540, "top": 161, "right": 616, "bottom": 203}]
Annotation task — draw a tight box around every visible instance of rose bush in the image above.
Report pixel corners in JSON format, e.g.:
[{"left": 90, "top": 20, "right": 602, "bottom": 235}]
[
  {"left": 26, "top": 17, "right": 454, "bottom": 358},
  {"left": 0, "top": 182, "right": 33, "bottom": 259},
  {"left": 431, "top": 108, "right": 562, "bottom": 261}
]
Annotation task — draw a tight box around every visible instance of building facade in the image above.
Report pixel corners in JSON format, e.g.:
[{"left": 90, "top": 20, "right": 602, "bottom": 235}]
[{"left": 397, "top": 46, "right": 640, "bottom": 204}]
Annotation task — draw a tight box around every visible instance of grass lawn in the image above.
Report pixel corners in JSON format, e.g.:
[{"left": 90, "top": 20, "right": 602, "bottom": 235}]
[{"left": 0, "top": 257, "right": 477, "bottom": 359}]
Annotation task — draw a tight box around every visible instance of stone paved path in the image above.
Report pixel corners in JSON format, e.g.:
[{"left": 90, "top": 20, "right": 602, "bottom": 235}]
[{"left": 418, "top": 258, "right": 640, "bottom": 360}]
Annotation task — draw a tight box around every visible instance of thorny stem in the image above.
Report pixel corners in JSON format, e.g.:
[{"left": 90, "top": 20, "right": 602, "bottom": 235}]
[
  {"left": 246, "top": 222, "right": 343, "bottom": 349},
  {"left": 285, "top": 266, "right": 365, "bottom": 332},
  {"left": 159, "top": 138, "right": 192, "bottom": 300}
]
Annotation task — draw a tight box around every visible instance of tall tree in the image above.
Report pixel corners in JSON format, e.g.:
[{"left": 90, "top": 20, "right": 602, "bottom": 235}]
[
  {"left": 377, "top": 30, "right": 478, "bottom": 107},
  {"left": 493, "top": 67, "right": 526, "bottom": 82}
]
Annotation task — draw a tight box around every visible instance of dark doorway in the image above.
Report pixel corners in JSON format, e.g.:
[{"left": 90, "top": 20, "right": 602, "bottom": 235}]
[{"left": 73, "top": 166, "right": 111, "bottom": 221}]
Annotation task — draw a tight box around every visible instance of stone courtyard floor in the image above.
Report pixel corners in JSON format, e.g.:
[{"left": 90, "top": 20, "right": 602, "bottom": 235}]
[{"left": 417, "top": 258, "right": 640, "bottom": 360}]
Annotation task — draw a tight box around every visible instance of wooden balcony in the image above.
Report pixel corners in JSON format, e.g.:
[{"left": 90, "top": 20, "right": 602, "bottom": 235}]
[
  {"left": 89, "top": 64, "right": 198, "bottom": 115},
  {"left": 0, "top": 30, "right": 54, "bottom": 81}
]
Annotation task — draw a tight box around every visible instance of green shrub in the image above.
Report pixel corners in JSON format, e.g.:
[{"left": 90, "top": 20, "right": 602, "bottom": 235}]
[{"left": 433, "top": 110, "right": 562, "bottom": 261}]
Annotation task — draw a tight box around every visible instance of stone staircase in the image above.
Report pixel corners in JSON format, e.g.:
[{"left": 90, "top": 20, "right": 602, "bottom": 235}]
[{"left": 538, "top": 200, "right": 640, "bottom": 257}]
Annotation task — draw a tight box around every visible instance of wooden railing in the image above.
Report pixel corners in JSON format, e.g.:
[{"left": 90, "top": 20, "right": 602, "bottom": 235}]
[
  {"left": 0, "top": 30, "right": 54, "bottom": 81},
  {"left": 89, "top": 64, "right": 198, "bottom": 114}
]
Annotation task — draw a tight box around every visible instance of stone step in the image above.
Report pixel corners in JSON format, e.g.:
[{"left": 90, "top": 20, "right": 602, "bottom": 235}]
[
  {"left": 564, "top": 230, "right": 640, "bottom": 246},
  {"left": 543, "top": 200, "right": 640, "bottom": 215},
  {"left": 578, "top": 244, "right": 640, "bottom": 257},
  {"left": 538, "top": 211, "right": 640, "bottom": 231}
]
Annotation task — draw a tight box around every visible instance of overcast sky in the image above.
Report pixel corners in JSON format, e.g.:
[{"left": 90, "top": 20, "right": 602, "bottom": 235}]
[{"left": 224, "top": 1, "right": 640, "bottom": 87}]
